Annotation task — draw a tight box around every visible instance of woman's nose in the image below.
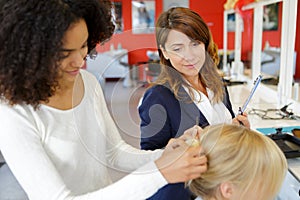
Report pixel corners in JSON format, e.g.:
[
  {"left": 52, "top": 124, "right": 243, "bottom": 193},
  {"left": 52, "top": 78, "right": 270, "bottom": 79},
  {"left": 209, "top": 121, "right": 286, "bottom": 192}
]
[
  {"left": 182, "top": 48, "right": 195, "bottom": 62},
  {"left": 70, "top": 50, "right": 86, "bottom": 67}
]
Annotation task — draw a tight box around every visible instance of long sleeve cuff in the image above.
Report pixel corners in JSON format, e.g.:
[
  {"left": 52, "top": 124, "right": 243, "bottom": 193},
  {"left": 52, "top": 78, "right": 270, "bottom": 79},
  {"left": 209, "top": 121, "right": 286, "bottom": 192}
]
[{"left": 90, "top": 161, "right": 167, "bottom": 200}]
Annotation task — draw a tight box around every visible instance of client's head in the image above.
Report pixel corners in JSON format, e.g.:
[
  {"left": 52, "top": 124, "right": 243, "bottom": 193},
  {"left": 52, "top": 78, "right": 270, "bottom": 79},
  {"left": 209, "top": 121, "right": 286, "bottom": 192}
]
[{"left": 189, "top": 124, "right": 287, "bottom": 200}]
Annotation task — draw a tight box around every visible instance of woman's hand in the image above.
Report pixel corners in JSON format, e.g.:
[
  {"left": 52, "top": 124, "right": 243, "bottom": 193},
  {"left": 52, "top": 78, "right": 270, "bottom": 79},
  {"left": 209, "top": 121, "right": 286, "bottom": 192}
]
[
  {"left": 179, "top": 125, "right": 202, "bottom": 144},
  {"left": 232, "top": 112, "right": 250, "bottom": 128},
  {"left": 179, "top": 125, "right": 203, "bottom": 147},
  {"left": 155, "top": 137, "right": 207, "bottom": 183}
]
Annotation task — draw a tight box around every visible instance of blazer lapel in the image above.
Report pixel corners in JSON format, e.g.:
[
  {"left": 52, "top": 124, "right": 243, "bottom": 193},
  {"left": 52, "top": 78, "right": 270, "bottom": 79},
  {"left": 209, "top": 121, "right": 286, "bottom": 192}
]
[{"left": 178, "top": 86, "right": 210, "bottom": 128}]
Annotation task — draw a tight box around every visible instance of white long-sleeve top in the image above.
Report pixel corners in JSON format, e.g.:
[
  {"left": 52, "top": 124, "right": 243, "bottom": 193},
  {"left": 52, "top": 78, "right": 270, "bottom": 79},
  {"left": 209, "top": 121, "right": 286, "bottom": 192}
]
[{"left": 0, "top": 70, "right": 167, "bottom": 200}]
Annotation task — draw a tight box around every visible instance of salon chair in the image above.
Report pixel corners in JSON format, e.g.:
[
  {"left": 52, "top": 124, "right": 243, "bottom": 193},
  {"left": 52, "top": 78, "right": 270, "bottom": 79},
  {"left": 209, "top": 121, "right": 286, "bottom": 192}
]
[
  {"left": 134, "top": 59, "right": 160, "bottom": 87},
  {"left": 119, "top": 59, "right": 161, "bottom": 87}
]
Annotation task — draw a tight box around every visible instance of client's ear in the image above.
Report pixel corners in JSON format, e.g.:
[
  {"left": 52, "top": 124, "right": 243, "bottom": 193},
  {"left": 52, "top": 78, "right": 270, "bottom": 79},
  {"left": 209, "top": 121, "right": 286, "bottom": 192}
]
[{"left": 219, "top": 182, "right": 234, "bottom": 198}]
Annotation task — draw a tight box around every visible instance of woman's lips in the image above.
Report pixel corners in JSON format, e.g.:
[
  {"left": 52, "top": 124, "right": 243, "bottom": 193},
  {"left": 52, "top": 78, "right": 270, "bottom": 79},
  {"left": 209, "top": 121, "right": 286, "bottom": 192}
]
[
  {"left": 184, "top": 64, "right": 196, "bottom": 69},
  {"left": 67, "top": 69, "right": 80, "bottom": 76}
]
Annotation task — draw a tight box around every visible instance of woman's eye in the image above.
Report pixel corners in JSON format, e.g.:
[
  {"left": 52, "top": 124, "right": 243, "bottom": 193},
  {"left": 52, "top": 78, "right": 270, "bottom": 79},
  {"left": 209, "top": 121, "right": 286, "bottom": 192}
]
[
  {"left": 60, "top": 51, "right": 71, "bottom": 59},
  {"left": 192, "top": 42, "right": 199, "bottom": 47},
  {"left": 82, "top": 43, "right": 88, "bottom": 49}
]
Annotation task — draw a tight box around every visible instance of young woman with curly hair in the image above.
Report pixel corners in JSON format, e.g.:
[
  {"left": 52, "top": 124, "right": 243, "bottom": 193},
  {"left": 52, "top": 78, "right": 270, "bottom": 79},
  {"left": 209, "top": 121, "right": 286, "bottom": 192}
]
[
  {"left": 0, "top": 1, "right": 208, "bottom": 199},
  {"left": 138, "top": 7, "right": 250, "bottom": 200}
]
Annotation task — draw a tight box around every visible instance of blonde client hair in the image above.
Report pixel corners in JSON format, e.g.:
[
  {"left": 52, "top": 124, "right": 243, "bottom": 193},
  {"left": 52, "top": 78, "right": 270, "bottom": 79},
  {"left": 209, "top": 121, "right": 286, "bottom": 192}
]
[{"left": 189, "top": 124, "right": 287, "bottom": 200}]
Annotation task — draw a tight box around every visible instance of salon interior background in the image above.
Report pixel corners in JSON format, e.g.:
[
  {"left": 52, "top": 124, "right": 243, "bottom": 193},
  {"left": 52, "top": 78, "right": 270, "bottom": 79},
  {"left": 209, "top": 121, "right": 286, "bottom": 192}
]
[{"left": 96, "top": 0, "right": 300, "bottom": 79}]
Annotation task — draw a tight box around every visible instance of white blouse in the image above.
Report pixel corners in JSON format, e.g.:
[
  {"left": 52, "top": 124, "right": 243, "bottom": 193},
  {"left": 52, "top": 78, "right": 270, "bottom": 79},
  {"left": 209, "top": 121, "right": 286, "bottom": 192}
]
[{"left": 183, "top": 86, "right": 233, "bottom": 125}]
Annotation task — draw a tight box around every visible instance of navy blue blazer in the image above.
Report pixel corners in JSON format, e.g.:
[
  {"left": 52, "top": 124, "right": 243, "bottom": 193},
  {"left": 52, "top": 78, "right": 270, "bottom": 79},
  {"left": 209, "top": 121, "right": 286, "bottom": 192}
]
[{"left": 138, "top": 84, "right": 235, "bottom": 200}]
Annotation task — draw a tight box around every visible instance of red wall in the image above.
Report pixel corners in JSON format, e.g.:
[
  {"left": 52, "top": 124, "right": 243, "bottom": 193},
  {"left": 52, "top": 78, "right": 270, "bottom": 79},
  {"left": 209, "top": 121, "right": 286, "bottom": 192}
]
[
  {"left": 97, "top": 0, "right": 162, "bottom": 64},
  {"left": 191, "top": 0, "right": 282, "bottom": 61},
  {"left": 97, "top": 0, "right": 300, "bottom": 78},
  {"left": 190, "top": 0, "right": 226, "bottom": 51}
]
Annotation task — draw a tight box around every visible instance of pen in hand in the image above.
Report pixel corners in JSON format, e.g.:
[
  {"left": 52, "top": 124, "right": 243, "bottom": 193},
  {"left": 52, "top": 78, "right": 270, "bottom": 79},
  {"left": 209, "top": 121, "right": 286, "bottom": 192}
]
[
  {"left": 237, "top": 75, "right": 262, "bottom": 115},
  {"left": 237, "top": 107, "right": 244, "bottom": 125},
  {"left": 237, "top": 75, "right": 262, "bottom": 125},
  {"left": 238, "top": 107, "right": 243, "bottom": 115}
]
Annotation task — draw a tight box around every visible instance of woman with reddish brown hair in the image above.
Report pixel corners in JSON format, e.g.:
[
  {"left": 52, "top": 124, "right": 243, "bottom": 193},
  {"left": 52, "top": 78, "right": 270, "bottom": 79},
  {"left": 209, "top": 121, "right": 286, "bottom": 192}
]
[{"left": 139, "top": 7, "right": 250, "bottom": 200}]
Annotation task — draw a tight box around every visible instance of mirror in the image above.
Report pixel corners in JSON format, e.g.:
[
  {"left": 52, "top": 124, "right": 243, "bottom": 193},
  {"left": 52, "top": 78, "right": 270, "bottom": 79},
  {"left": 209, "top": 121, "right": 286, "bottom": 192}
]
[
  {"left": 131, "top": 0, "right": 155, "bottom": 34},
  {"left": 112, "top": 1, "right": 123, "bottom": 33},
  {"left": 163, "top": 0, "right": 189, "bottom": 11}
]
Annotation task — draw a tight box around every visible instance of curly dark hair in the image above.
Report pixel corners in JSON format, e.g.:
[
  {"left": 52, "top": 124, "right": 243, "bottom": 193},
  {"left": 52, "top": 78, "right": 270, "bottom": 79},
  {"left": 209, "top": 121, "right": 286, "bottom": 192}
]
[{"left": 0, "top": 0, "right": 115, "bottom": 108}]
